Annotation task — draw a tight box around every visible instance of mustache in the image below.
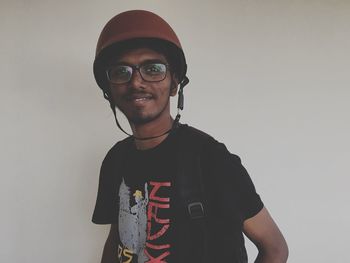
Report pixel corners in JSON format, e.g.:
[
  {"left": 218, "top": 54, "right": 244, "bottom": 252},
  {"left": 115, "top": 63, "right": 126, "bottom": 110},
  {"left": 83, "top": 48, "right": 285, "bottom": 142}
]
[{"left": 123, "top": 91, "right": 154, "bottom": 100}]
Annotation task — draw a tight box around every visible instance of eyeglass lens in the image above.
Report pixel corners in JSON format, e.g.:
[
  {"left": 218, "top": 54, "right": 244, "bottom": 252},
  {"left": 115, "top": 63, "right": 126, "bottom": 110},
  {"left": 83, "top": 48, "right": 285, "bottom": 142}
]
[{"left": 107, "top": 63, "right": 167, "bottom": 84}]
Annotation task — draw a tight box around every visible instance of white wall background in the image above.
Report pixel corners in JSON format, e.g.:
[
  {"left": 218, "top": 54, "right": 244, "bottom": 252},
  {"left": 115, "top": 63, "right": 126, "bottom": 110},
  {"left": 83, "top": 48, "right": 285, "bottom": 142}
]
[{"left": 1, "top": 0, "right": 349, "bottom": 262}]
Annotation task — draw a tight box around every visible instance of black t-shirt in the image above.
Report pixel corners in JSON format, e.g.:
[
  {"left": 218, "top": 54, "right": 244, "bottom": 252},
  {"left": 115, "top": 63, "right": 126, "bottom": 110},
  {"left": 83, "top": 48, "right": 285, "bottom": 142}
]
[{"left": 92, "top": 124, "right": 263, "bottom": 263}]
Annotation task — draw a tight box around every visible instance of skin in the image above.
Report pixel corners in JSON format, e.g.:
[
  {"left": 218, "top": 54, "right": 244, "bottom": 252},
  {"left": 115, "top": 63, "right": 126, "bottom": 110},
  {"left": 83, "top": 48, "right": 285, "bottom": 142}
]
[
  {"left": 244, "top": 207, "right": 289, "bottom": 262},
  {"left": 100, "top": 47, "right": 288, "bottom": 263}
]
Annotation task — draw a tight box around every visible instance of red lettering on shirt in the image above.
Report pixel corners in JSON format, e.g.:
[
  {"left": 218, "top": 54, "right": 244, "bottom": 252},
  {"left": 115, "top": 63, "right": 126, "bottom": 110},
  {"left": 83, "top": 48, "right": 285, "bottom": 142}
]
[
  {"left": 149, "top": 181, "right": 171, "bottom": 203},
  {"left": 145, "top": 181, "right": 171, "bottom": 262},
  {"left": 145, "top": 249, "right": 170, "bottom": 263}
]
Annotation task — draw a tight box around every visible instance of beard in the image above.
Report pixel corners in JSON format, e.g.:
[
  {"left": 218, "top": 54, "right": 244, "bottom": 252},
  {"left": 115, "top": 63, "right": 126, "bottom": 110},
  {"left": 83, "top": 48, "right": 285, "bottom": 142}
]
[
  {"left": 116, "top": 95, "right": 171, "bottom": 125},
  {"left": 126, "top": 110, "right": 163, "bottom": 125}
]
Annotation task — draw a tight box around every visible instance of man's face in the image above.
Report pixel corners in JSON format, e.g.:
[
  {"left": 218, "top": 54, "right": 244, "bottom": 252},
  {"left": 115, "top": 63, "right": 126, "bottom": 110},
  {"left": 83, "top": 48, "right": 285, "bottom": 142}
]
[{"left": 108, "top": 48, "right": 178, "bottom": 125}]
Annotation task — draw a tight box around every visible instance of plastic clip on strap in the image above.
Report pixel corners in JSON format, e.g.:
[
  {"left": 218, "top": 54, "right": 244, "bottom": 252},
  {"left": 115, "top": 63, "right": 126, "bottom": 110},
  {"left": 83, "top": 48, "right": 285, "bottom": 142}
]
[
  {"left": 177, "top": 76, "right": 188, "bottom": 111},
  {"left": 188, "top": 202, "right": 205, "bottom": 219},
  {"left": 173, "top": 76, "right": 189, "bottom": 129}
]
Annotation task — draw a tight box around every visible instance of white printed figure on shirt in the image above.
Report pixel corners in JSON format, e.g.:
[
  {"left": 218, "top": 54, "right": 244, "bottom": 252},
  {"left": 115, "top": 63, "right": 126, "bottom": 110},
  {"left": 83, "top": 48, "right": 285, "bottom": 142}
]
[
  {"left": 118, "top": 179, "right": 171, "bottom": 263},
  {"left": 118, "top": 178, "right": 149, "bottom": 263}
]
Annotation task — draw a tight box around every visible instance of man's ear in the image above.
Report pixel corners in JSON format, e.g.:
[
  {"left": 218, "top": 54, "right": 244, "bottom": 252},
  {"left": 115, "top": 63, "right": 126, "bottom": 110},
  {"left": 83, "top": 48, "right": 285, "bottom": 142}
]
[{"left": 170, "top": 73, "right": 179, "bottom": 96}]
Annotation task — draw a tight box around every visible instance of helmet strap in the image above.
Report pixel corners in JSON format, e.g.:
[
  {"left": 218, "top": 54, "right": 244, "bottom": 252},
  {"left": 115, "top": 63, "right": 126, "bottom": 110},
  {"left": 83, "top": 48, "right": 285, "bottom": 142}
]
[
  {"left": 110, "top": 104, "right": 176, "bottom": 141},
  {"left": 174, "top": 75, "right": 189, "bottom": 127}
]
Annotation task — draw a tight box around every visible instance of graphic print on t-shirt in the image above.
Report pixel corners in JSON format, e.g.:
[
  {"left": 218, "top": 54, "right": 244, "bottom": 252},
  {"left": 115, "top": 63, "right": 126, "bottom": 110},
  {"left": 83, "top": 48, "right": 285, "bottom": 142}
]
[{"left": 118, "top": 178, "right": 171, "bottom": 263}]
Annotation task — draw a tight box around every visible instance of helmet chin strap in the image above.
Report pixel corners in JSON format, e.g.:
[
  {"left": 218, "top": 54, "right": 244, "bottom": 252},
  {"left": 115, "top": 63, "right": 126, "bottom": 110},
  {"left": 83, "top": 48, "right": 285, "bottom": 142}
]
[{"left": 108, "top": 76, "right": 189, "bottom": 141}]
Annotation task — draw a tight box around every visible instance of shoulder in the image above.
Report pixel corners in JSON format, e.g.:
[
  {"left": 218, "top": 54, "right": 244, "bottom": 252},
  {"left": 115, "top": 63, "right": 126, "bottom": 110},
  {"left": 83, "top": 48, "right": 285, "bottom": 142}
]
[
  {"left": 103, "top": 136, "right": 133, "bottom": 162},
  {"left": 98, "top": 136, "right": 134, "bottom": 176},
  {"left": 178, "top": 123, "right": 213, "bottom": 140},
  {"left": 179, "top": 123, "right": 242, "bottom": 164},
  {"left": 177, "top": 123, "right": 215, "bottom": 150}
]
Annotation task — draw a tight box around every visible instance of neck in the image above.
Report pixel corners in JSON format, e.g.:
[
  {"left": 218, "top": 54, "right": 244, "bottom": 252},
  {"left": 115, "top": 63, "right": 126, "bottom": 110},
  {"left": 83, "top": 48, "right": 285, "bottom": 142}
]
[{"left": 130, "top": 115, "right": 174, "bottom": 150}]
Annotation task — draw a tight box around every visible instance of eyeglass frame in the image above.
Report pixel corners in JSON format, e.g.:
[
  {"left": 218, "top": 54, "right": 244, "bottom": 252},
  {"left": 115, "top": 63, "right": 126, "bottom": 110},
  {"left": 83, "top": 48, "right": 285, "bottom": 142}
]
[{"left": 105, "top": 60, "right": 170, "bottom": 84}]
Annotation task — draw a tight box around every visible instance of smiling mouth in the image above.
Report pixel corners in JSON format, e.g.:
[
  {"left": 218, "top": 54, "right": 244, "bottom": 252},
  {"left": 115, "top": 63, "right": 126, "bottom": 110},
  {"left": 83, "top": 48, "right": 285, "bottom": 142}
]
[
  {"left": 127, "top": 93, "right": 153, "bottom": 101},
  {"left": 126, "top": 94, "right": 153, "bottom": 105},
  {"left": 133, "top": 97, "right": 151, "bottom": 102}
]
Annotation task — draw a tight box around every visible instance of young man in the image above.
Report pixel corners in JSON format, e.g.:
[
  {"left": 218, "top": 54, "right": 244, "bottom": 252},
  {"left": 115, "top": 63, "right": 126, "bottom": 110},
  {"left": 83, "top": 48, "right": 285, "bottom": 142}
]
[{"left": 92, "top": 10, "right": 288, "bottom": 263}]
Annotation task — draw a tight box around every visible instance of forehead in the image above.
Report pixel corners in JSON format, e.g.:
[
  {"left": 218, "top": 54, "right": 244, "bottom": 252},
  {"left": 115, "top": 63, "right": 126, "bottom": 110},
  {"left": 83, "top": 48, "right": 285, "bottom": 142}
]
[{"left": 111, "top": 47, "right": 168, "bottom": 65}]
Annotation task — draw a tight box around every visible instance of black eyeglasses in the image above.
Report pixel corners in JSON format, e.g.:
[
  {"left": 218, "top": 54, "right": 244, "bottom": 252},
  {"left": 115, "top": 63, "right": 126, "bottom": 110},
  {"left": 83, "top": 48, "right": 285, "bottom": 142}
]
[{"left": 106, "top": 62, "right": 169, "bottom": 84}]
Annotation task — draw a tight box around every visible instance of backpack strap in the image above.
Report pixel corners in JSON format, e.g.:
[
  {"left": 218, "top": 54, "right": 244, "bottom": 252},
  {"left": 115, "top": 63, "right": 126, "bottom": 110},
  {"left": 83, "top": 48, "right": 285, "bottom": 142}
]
[
  {"left": 173, "top": 125, "right": 212, "bottom": 262},
  {"left": 174, "top": 125, "right": 250, "bottom": 263}
]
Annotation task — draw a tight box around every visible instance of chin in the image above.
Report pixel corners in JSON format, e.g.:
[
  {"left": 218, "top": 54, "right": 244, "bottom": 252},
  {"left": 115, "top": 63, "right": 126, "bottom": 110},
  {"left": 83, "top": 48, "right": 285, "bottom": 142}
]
[
  {"left": 117, "top": 103, "right": 170, "bottom": 126},
  {"left": 128, "top": 116, "right": 155, "bottom": 125},
  {"left": 127, "top": 111, "right": 161, "bottom": 125}
]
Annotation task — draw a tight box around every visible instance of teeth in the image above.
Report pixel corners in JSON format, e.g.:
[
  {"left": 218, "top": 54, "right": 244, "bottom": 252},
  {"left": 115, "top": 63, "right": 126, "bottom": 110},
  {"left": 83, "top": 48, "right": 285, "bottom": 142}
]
[{"left": 134, "top": 98, "right": 148, "bottom": 102}]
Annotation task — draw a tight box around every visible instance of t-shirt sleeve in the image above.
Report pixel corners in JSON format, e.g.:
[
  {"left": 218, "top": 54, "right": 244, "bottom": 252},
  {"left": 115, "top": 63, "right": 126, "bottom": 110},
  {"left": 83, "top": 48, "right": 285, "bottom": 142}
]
[
  {"left": 92, "top": 148, "right": 119, "bottom": 224},
  {"left": 231, "top": 153, "right": 264, "bottom": 220},
  {"left": 205, "top": 140, "right": 264, "bottom": 221}
]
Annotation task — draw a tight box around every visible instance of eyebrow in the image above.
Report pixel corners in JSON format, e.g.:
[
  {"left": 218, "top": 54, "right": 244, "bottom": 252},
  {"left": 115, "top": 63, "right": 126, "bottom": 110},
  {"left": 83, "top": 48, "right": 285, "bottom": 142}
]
[{"left": 112, "top": 59, "right": 168, "bottom": 66}]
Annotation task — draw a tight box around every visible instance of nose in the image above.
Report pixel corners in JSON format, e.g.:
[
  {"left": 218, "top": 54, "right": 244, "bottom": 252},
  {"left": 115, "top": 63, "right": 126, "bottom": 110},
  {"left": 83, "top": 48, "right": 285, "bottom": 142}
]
[{"left": 128, "top": 68, "right": 145, "bottom": 89}]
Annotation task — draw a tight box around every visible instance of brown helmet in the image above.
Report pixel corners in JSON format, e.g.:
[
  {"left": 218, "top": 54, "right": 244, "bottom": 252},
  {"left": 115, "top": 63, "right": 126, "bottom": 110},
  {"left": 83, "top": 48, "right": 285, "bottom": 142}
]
[{"left": 93, "top": 10, "right": 188, "bottom": 100}]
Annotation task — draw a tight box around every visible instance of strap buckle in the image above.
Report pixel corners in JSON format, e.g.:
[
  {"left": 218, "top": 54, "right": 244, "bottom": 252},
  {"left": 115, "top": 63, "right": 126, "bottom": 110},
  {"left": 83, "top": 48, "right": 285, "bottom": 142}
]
[{"left": 188, "top": 202, "right": 205, "bottom": 219}]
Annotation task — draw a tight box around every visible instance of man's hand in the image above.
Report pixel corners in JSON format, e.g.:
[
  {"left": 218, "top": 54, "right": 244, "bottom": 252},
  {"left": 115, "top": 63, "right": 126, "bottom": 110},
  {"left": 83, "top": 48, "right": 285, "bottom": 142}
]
[{"left": 243, "top": 206, "right": 289, "bottom": 263}]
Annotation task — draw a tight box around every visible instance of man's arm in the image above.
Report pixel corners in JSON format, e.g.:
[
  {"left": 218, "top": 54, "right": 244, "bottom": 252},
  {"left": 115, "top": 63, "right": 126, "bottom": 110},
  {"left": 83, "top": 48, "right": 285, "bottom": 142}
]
[
  {"left": 243, "top": 206, "right": 289, "bottom": 263},
  {"left": 101, "top": 224, "right": 118, "bottom": 263}
]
